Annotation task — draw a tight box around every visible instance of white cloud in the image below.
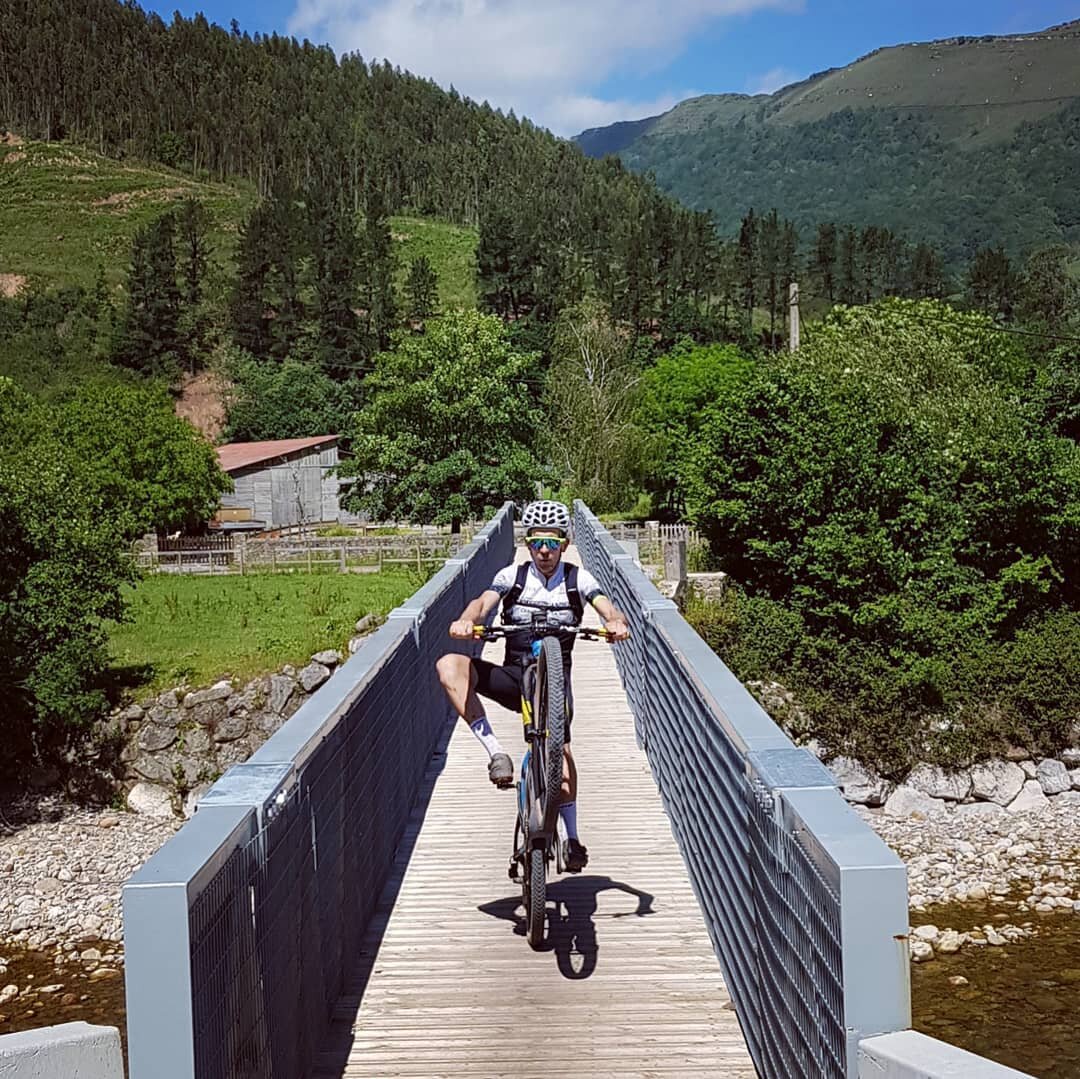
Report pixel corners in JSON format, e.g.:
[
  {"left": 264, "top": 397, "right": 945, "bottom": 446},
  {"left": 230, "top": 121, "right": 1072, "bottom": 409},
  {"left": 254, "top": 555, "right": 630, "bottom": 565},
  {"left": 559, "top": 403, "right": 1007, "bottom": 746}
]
[
  {"left": 744, "top": 65, "right": 804, "bottom": 96},
  {"left": 287, "top": 0, "right": 803, "bottom": 134}
]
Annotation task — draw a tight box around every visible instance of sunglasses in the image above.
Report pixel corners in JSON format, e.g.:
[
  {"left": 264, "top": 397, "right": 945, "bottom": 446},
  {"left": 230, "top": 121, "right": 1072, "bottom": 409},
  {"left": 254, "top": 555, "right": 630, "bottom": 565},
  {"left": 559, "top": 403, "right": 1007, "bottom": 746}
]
[{"left": 528, "top": 537, "right": 564, "bottom": 552}]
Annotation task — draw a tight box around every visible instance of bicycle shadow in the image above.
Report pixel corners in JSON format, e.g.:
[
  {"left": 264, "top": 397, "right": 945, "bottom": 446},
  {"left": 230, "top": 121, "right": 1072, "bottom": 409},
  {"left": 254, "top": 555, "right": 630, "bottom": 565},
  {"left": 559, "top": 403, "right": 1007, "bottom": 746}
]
[{"left": 477, "top": 875, "right": 655, "bottom": 980}]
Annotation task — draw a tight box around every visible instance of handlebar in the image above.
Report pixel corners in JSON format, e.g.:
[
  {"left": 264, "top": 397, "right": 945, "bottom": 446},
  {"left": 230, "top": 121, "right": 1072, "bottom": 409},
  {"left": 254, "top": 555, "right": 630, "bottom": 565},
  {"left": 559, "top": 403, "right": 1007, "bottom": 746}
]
[{"left": 465, "top": 623, "right": 627, "bottom": 643}]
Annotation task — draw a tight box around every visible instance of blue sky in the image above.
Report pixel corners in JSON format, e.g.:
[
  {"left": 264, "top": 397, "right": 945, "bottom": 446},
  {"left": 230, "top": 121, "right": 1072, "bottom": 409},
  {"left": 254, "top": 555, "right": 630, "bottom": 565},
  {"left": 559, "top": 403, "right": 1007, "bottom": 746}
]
[{"left": 144, "top": 0, "right": 1080, "bottom": 135}]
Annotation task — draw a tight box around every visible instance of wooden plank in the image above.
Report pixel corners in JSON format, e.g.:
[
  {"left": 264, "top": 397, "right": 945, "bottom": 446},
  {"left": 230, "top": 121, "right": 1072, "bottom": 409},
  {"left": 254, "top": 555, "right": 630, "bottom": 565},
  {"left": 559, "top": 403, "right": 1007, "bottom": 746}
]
[{"left": 317, "top": 548, "right": 754, "bottom": 1077}]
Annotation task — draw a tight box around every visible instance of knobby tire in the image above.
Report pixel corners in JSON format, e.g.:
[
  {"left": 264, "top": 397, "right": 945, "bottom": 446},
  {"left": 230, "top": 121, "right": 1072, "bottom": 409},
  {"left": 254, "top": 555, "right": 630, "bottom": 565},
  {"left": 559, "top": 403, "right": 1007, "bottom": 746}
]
[
  {"left": 527, "top": 846, "right": 545, "bottom": 950},
  {"left": 537, "top": 635, "right": 565, "bottom": 826}
]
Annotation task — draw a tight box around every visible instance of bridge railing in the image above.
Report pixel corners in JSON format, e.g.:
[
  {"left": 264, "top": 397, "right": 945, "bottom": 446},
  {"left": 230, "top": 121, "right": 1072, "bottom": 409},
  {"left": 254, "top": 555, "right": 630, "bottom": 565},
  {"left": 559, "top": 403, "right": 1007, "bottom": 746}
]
[
  {"left": 122, "top": 505, "right": 515, "bottom": 1079},
  {"left": 573, "top": 502, "right": 911, "bottom": 1079}
]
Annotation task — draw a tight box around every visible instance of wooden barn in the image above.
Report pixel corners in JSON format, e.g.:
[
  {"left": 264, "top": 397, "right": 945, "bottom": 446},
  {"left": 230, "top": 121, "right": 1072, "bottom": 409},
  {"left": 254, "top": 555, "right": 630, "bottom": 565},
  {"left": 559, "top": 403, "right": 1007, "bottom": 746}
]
[{"left": 213, "top": 436, "right": 349, "bottom": 532}]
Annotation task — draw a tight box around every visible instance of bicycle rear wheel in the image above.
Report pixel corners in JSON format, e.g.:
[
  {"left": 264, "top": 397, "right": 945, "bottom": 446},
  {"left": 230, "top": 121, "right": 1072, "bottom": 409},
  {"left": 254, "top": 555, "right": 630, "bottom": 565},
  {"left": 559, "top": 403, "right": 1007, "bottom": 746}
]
[{"left": 536, "top": 636, "right": 566, "bottom": 825}]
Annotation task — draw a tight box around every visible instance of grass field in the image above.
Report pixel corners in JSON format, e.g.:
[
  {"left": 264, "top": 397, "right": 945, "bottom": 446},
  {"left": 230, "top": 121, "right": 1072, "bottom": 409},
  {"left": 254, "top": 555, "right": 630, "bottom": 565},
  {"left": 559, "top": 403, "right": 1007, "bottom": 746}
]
[
  {"left": 392, "top": 214, "right": 478, "bottom": 311},
  {"left": 108, "top": 570, "right": 420, "bottom": 694},
  {"left": 0, "top": 139, "right": 479, "bottom": 310},
  {"left": 0, "top": 139, "right": 253, "bottom": 294}
]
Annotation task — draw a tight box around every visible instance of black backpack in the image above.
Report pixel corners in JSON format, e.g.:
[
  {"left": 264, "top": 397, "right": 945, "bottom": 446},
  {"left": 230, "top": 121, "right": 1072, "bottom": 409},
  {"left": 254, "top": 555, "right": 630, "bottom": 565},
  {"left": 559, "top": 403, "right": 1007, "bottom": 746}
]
[{"left": 501, "top": 561, "right": 584, "bottom": 623}]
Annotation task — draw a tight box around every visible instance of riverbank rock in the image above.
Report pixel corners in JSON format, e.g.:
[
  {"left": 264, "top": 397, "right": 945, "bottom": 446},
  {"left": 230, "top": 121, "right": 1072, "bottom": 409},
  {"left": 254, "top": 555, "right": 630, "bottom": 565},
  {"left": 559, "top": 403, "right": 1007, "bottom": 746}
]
[
  {"left": 100, "top": 650, "right": 354, "bottom": 818},
  {"left": 827, "top": 757, "right": 891, "bottom": 806},
  {"left": 970, "top": 760, "right": 1026, "bottom": 806},
  {"left": 907, "top": 764, "right": 972, "bottom": 802},
  {"left": 1007, "top": 780, "right": 1051, "bottom": 815},
  {"left": 884, "top": 786, "right": 947, "bottom": 819}
]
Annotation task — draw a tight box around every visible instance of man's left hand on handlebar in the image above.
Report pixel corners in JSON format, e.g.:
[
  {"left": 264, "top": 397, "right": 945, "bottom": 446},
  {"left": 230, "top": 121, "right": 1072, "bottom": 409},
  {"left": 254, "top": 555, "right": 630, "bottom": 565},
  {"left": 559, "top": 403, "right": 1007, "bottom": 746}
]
[
  {"left": 603, "top": 618, "right": 630, "bottom": 641},
  {"left": 449, "top": 619, "right": 476, "bottom": 639}
]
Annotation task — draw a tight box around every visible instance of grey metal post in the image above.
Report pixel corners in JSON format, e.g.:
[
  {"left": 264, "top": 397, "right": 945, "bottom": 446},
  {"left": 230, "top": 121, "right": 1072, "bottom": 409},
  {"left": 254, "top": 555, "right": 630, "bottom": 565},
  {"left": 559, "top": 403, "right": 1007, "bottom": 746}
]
[{"left": 123, "top": 805, "right": 256, "bottom": 1079}]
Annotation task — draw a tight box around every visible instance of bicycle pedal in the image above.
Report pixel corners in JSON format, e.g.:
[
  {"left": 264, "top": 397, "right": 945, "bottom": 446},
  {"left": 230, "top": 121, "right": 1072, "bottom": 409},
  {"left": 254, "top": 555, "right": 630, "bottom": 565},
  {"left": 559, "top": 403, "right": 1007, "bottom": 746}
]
[{"left": 508, "top": 861, "right": 521, "bottom": 881}]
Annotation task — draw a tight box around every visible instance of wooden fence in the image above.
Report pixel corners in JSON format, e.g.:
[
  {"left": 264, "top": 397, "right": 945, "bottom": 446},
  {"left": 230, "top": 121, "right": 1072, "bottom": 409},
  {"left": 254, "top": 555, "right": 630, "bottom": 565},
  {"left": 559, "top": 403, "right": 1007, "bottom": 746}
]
[{"left": 135, "top": 532, "right": 469, "bottom": 575}]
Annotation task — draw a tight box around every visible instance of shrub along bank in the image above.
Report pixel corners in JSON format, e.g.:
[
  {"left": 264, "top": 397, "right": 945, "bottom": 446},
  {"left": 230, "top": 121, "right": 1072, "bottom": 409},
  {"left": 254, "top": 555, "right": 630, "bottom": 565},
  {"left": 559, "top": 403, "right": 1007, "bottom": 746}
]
[{"left": 677, "top": 300, "right": 1079, "bottom": 774}]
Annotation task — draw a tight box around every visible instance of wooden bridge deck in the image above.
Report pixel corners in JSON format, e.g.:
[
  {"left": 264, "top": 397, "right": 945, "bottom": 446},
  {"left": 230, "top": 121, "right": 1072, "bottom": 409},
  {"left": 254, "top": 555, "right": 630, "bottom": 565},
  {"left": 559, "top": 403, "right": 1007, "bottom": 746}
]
[{"left": 318, "top": 596, "right": 756, "bottom": 1078}]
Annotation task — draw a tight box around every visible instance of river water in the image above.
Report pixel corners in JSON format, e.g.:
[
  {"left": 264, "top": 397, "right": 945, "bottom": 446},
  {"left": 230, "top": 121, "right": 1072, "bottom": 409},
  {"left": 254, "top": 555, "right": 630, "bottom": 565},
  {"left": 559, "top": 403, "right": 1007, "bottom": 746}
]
[{"left": 911, "top": 903, "right": 1080, "bottom": 1077}]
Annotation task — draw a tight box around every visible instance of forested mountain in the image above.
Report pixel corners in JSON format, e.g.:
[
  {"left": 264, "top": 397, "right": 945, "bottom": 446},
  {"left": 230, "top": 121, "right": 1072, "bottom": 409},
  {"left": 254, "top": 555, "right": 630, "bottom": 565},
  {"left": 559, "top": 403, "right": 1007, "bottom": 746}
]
[
  {"left": 1, "top": 0, "right": 724, "bottom": 336},
  {"left": 576, "top": 22, "right": 1080, "bottom": 268}
]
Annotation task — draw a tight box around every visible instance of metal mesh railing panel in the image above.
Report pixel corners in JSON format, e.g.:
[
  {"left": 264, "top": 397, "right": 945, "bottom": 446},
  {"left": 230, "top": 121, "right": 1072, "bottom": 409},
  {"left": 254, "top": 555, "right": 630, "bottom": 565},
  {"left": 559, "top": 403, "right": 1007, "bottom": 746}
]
[{"left": 748, "top": 783, "right": 845, "bottom": 1078}]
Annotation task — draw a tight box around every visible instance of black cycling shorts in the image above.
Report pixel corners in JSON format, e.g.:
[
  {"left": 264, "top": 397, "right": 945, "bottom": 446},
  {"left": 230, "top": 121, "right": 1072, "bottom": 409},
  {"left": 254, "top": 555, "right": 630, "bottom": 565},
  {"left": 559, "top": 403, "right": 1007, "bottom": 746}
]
[{"left": 472, "top": 658, "right": 574, "bottom": 743}]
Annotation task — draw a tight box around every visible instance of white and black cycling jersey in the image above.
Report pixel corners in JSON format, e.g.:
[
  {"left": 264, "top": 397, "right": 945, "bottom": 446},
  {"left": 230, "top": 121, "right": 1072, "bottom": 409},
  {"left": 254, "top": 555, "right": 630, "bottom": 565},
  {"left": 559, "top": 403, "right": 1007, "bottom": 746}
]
[{"left": 490, "top": 561, "right": 603, "bottom": 627}]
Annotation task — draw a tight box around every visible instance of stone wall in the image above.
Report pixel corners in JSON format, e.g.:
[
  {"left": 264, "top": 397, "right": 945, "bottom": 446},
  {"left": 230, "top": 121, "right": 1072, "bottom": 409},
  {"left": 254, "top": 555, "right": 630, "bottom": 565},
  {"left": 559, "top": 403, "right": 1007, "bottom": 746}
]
[{"left": 109, "top": 615, "right": 380, "bottom": 819}]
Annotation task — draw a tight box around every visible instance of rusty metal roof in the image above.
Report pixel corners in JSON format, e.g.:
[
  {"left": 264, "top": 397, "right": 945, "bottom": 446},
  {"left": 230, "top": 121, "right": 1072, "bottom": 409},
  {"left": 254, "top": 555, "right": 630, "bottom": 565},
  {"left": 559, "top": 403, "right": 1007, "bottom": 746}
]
[{"left": 216, "top": 436, "right": 339, "bottom": 473}]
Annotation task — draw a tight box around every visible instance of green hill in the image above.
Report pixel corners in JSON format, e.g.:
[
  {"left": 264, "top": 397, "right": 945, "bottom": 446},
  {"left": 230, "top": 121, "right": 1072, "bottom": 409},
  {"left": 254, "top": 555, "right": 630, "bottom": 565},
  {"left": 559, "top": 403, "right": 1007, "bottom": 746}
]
[
  {"left": 575, "top": 21, "right": 1080, "bottom": 267},
  {"left": 0, "top": 139, "right": 477, "bottom": 309}
]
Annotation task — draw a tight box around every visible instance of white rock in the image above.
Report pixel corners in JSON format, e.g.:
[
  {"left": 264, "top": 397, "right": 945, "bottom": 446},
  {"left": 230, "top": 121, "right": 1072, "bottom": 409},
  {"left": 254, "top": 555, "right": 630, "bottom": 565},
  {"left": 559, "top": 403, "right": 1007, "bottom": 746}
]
[
  {"left": 126, "top": 782, "right": 176, "bottom": 819},
  {"left": 1036, "top": 758, "right": 1071, "bottom": 795},
  {"left": 907, "top": 764, "right": 972, "bottom": 802},
  {"left": 310, "top": 649, "right": 341, "bottom": 667},
  {"left": 913, "top": 925, "right": 940, "bottom": 942},
  {"left": 970, "top": 759, "right": 1026, "bottom": 806},
  {"left": 298, "top": 662, "right": 331, "bottom": 693},
  {"left": 1069, "top": 769, "right": 1080, "bottom": 790},
  {"left": 954, "top": 801, "right": 1005, "bottom": 819},
  {"left": 1007, "top": 780, "right": 1051, "bottom": 815},
  {"left": 884, "top": 785, "right": 948, "bottom": 819},
  {"left": 910, "top": 940, "right": 934, "bottom": 962},
  {"left": 827, "top": 756, "right": 891, "bottom": 806},
  {"left": 1061, "top": 748, "right": 1080, "bottom": 767},
  {"left": 1020, "top": 761, "right": 1038, "bottom": 779},
  {"left": 937, "top": 930, "right": 962, "bottom": 954}
]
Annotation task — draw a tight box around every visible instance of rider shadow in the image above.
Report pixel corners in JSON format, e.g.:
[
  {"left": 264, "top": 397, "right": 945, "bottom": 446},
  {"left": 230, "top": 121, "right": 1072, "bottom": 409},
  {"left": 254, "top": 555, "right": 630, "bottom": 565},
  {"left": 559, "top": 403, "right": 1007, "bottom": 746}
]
[{"left": 478, "top": 875, "right": 654, "bottom": 980}]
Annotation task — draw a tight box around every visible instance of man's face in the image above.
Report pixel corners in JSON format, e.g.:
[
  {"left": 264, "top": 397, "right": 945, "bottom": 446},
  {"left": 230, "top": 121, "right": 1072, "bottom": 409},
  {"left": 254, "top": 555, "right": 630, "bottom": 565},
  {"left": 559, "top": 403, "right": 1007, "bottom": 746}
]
[{"left": 526, "top": 530, "right": 566, "bottom": 576}]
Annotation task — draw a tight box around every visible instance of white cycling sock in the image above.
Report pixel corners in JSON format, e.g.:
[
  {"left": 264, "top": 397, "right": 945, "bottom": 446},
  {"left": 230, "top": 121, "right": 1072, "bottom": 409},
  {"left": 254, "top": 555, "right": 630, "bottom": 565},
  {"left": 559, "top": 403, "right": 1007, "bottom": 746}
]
[
  {"left": 559, "top": 801, "right": 579, "bottom": 841},
  {"left": 469, "top": 716, "right": 504, "bottom": 759}
]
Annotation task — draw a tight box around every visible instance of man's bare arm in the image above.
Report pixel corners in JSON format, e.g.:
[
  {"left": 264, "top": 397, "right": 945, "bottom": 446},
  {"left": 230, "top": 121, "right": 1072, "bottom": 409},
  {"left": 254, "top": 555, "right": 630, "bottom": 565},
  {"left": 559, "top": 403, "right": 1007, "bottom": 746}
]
[
  {"left": 449, "top": 590, "right": 502, "bottom": 639},
  {"left": 591, "top": 594, "right": 630, "bottom": 640}
]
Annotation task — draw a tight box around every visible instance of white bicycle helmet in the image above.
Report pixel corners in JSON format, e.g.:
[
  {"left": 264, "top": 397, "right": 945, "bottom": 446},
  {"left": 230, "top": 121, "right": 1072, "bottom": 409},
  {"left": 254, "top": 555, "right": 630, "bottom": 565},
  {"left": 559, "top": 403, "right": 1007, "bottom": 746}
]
[{"left": 521, "top": 499, "right": 571, "bottom": 534}]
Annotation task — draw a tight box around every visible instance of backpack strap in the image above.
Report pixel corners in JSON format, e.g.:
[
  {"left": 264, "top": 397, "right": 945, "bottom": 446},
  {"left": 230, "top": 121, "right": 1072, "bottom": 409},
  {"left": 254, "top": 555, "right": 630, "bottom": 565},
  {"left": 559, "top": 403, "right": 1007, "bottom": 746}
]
[
  {"left": 563, "top": 562, "right": 585, "bottom": 623},
  {"left": 501, "top": 561, "right": 531, "bottom": 621}
]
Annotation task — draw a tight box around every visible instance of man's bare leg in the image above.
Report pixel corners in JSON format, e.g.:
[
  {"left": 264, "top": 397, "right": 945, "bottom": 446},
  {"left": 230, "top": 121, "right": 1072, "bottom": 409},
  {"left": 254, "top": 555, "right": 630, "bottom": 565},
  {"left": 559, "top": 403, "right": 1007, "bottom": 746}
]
[
  {"left": 435, "top": 653, "right": 485, "bottom": 724},
  {"left": 435, "top": 653, "right": 513, "bottom": 787}
]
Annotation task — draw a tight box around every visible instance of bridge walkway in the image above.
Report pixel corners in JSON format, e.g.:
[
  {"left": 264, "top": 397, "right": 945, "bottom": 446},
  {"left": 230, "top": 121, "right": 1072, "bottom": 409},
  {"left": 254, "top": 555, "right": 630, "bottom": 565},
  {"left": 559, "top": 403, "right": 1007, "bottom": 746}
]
[{"left": 317, "top": 598, "right": 756, "bottom": 1078}]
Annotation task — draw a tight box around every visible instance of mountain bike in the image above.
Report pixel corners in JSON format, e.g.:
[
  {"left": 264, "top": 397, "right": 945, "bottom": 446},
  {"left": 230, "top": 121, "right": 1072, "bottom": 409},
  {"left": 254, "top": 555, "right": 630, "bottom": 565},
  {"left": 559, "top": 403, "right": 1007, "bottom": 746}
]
[{"left": 472, "top": 616, "right": 619, "bottom": 949}]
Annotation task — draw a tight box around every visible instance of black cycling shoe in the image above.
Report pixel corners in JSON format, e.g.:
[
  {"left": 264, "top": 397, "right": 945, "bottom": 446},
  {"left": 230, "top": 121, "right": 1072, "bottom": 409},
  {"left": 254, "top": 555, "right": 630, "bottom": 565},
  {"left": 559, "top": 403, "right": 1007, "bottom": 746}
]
[
  {"left": 488, "top": 753, "right": 514, "bottom": 788},
  {"left": 562, "top": 838, "right": 589, "bottom": 873}
]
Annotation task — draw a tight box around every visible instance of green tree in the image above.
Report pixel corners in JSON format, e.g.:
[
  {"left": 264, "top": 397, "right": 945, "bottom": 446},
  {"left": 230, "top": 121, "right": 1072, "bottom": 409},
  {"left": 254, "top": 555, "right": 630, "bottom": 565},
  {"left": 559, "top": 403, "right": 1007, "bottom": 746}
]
[
  {"left": 636, "top": 340, "right": 754, "bottom": 516},
  {"left": 1019, "top": 245, "right": 1076, "bottom": 335},
  {"left": 176, "top": 198, "right": 212, "bottom": 372},
  {"left": 966, "top": 245, "right": 1020, "bottom": 321},
  {"left": 51, "top": 380, "right": 230, "bottom": 537},
  {"left": 113, "top": 211, "right": 182, "bottom": 377},
  {"left": 405, "top": 255, "right": 439, "bottom": 321},
  {"left": 545, "top": 301, "right": 648, "bottom": 512},
  {"left": 342, "top": 311, "right": 543, "bottom": 531},
  {"left": 225, "top": 352, "right": 355, "bottom": 440},
  {"left": 679, "top": 300, "right": 1079, "bottom": 769}
]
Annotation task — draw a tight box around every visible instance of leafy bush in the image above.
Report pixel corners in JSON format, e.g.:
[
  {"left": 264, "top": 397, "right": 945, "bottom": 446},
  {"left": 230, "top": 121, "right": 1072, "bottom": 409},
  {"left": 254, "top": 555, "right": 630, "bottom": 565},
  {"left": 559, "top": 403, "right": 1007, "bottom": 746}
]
[
  {"left": 0, "top": 375, "right": 231, "bottom": 776},
  {"left": 678, "top": 300, "right": 1080, "bottom": 769}
]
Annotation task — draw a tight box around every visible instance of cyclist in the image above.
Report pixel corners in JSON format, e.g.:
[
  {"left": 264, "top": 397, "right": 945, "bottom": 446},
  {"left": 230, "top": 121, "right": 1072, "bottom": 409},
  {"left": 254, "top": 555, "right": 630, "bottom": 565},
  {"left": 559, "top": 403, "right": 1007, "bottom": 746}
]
[{"left": 436, "top": 500, "right": 629, "bottom": 873}]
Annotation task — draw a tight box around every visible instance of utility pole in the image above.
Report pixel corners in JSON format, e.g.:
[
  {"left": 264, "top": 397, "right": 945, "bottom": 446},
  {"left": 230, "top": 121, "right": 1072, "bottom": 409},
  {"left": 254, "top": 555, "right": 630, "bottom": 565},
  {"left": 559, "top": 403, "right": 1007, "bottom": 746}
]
[{"left": 789, "top": 282, "right": 800, "bottom": 353}]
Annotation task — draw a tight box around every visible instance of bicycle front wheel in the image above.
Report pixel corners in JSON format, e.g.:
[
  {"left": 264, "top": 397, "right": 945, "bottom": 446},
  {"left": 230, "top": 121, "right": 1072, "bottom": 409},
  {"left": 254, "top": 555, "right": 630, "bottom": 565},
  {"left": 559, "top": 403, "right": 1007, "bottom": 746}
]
[
  {"left": 526, "top": 845, "right": 545, "bottom": 950},
  {"left": 536, "top": 636, "right": 566, "bottom": 824}
]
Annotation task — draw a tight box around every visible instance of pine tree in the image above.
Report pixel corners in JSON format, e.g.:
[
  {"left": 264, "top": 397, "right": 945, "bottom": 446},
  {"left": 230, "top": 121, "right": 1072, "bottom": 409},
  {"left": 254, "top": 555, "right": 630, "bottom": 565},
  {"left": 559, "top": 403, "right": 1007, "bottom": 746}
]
[
  {"left": 176, "top": 199, "right": 211, "bottom": 372},
  {"left": 405, "top": 255, "right": 438, "bottom": 321},
  {"left": 362, "top": 185, "right": 397, "bottom": 352},
  {"left": 815, "top": 223, "right": 838, "bottom": 302},
  {"left": 114, "top": 212, "right": 181, "bottom": 377}
]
